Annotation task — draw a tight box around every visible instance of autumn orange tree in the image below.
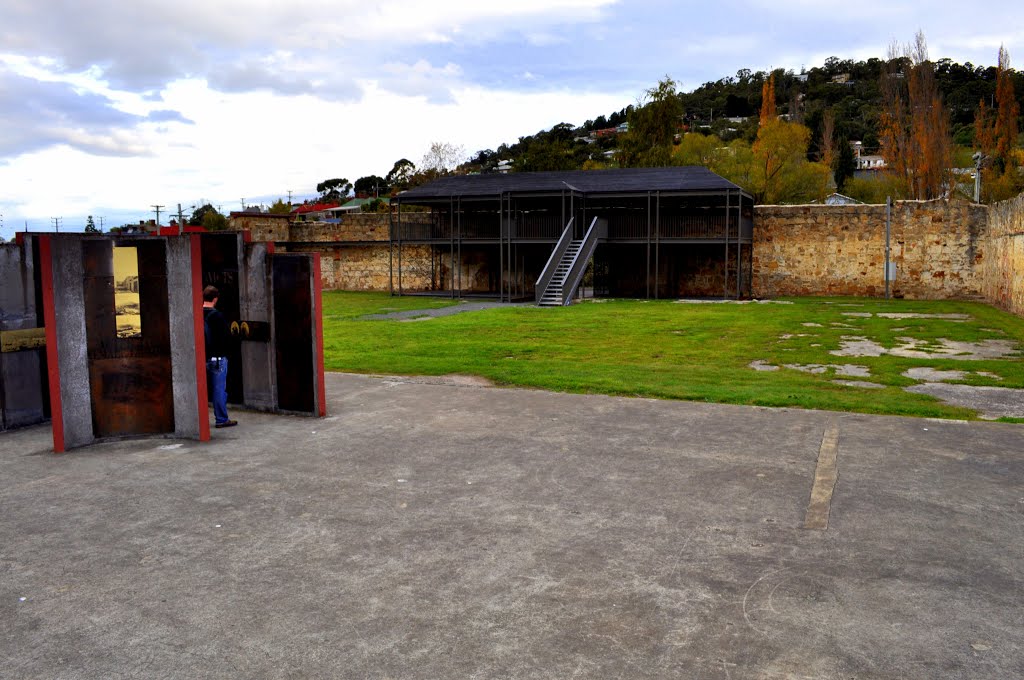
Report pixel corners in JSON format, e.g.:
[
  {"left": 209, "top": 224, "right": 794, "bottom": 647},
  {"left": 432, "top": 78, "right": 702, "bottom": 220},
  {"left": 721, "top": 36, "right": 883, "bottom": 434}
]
[
  {"left": 759, "top": 74, "right": 777, "bottom": 127},
  {"left": 974, "top": 46, "right": 1022, "bottom": 202},
  {"left": 878, "top": 32, "right": 952, "bottom": 200}
]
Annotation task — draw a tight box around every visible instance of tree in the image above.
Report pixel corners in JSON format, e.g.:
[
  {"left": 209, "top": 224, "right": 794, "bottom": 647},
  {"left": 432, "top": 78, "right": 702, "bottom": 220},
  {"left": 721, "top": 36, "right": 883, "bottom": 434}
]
[
  {"left": 819, "top": 109, "right": 836, "bottom": 169},
  {"left": 974, "top": 46, "right": 1022, "bottom": 202},
  {"left": 620, "top": 77, "right": 683, "bottom": 167},
  {"left": 752, "top": 120, "right": 830, "bottom": 203},
  {"left": 420, "top": 142, "right": 466, "bottom": 173},
  {"left": 268, "top": 199, "right": 291, "bottom": 215},
  {"left": 879, "top": 32, "right": 952, "bottom": 200},
  {"left": 316, "top": 178, "right": 352, "bottom": 202},
  {"left": 759, "top": 74, "right": 777, "bottom": 126},
  {"left": 201, "top": 210, "right": 227, "bottom": 231},
  {"left": 84, "top": 215, "right": 99, "bottom": 233},
  {"left": 353, "top": 175, "right": 388, "bottom": 197},
  {"left": 993, "top": 46, "right": 1020, "bottom": 169},
  {"left": 189, "top": 203, "right": 220, "bottom": 226},
  {"left": 834, "top": 137, "right": 857, "bottom": 190},
  {"left": 386, "top": 159, "right": 416, "bottom": 192}
]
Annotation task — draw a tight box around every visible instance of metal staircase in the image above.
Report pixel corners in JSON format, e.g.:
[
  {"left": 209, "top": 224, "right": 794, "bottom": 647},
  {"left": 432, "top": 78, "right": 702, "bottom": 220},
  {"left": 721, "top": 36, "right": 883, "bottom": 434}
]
[
  {"left": 536, "top": 217, "right": 603, "bottom": 306},
  {"left": 538, "top": 240, "right": 584, "bottom": 306}
]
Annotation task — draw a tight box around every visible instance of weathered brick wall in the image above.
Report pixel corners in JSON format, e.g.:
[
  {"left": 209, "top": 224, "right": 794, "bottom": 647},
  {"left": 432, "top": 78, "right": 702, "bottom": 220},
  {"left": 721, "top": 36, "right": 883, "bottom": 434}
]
[
  {"left": 227, "top": 214, "right": 291, "bottom": 242},
  {"left": 980, "top": 193, "right": 1024, "bottom": 316},
  {"left": 752, "top": 200, "right": 988, "bottom": 300}
]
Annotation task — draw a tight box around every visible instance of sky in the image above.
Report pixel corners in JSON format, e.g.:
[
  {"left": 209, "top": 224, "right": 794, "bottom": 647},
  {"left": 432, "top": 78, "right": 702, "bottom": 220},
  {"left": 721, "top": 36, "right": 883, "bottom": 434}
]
[{"left": 1, "top": 0, "right": 1022, "bottom": 239}]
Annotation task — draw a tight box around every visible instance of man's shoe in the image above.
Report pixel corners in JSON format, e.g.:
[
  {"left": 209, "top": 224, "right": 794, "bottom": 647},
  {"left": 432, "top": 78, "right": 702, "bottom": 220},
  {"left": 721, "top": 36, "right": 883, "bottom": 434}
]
[{"left": 215, "top": 420, "right": 238, "bottom": 429}]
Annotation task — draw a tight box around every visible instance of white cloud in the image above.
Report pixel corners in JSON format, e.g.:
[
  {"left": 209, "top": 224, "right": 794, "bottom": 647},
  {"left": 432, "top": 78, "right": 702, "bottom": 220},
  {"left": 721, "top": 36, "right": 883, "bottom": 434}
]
[{"left": 0, "top": 77, "right": 632, "bottom": 231}]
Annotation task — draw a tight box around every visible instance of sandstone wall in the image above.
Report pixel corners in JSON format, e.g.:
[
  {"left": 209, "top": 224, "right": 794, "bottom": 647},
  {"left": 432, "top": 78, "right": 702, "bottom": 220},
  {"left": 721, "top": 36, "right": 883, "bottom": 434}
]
[
  {"left": 290, "top": 214, "right": 395, "bottom": 243},
  {"left": 227, "top": 214, "right": 291, "bottom": 242},
  {"left": 980, "top": 193, "right": 1024, "bottom": 316},
  {"left": 753, "top": 200, "right": 988, "bottom": 300},
  {"left": 285, "top": 243, "right": 435, "bottom": 292}
]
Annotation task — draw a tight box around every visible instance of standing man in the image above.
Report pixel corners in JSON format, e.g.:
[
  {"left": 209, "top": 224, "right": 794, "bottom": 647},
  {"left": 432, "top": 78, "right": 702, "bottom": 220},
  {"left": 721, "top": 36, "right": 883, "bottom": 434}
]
[{"left": 202, "top": 285, "right": 237, "bottom": 429}]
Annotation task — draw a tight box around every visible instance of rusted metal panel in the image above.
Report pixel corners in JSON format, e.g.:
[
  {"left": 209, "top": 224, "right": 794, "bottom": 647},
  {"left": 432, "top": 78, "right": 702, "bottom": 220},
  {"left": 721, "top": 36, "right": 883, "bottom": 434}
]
[
  {"left": 201, "top": 233, "right": 244, "bottom": 403},
  {"left": 82, "top": 239, "right": 175, "bottom": 438},
  {"left": 272, "top": 254, "right": 315, "bottom": 414}
]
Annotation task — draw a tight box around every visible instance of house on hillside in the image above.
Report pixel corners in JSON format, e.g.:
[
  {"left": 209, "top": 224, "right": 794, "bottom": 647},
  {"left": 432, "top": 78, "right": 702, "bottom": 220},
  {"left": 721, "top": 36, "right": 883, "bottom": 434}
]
[
  {"left": 292, "top": 202, "right": 342, "bottom": 222},
  {"left": 392, "top": 166, "right": 754, "bottom": 303}
]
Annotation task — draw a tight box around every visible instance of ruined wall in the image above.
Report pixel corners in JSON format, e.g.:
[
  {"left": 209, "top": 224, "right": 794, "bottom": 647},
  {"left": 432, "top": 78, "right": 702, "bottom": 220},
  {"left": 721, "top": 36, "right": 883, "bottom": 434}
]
[
  {"left": 290, "top": 214, "right": 391, "bottom": 243},
  {"left": 980, "top": 193, "right": 1024, "bottom": 316},
  {"left": 227, "top": 214, "right": 291, "bottom": 242},
  {"left": 290, "top": 243, "right": 435, "bottom": 292},
  {"left": 753, "top": 200, "right": 988, "bottom": 300}
]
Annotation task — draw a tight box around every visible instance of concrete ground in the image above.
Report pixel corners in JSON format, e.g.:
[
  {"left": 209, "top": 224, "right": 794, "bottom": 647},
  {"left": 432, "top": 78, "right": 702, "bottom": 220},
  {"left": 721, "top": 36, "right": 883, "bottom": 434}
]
[{"left": 1, "top": 373, "right": 1022, "bottom": 679}]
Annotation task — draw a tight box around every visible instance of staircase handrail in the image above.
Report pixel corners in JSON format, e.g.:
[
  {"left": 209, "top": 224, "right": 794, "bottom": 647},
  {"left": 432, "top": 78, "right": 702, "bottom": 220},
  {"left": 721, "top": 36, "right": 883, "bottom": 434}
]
[
  {"left": 559, "top": 217, "right": 603, "bottom": 305},
  {"left": 535, "top": 217, "right": 575, "bottom": 303}
]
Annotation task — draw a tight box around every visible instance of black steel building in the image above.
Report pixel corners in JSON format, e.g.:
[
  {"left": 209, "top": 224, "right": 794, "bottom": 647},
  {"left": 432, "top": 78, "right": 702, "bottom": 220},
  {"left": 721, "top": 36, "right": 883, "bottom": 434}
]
[{"left": 391, "top": 166, "right": 754, "bottom": 304}]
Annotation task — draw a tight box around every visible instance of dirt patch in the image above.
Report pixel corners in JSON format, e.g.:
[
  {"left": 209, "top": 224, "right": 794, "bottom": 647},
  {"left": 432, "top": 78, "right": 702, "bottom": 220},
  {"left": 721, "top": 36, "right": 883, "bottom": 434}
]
[
  {"left": 905, "top": 383, "right": 1024, "bottom": 420},
  {"left": 832, "top": 336, "right": 1019, "bottom": 361}
]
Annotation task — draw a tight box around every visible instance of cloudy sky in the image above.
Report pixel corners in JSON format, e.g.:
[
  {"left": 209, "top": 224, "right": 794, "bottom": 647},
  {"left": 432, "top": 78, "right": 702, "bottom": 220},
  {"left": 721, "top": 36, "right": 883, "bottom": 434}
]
[{"left": 1, "top": 0, "right": 1022, "bottom": 238}]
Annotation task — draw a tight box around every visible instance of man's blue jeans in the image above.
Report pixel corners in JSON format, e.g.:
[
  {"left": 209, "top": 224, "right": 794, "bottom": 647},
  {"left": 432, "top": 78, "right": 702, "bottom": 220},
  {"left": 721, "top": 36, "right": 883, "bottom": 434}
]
[{"left": 207, "top": 357, "right": 229, "bottom": 424}]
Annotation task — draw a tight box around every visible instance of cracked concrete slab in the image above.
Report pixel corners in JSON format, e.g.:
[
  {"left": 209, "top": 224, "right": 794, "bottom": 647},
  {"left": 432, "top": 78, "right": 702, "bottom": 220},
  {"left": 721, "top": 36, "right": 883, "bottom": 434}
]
[
  {"left": 832, "top": 380, "right": 886, "bottom": 389},
  {"left": 905, "top": 383, "right": 1024, "bottom": 419},
  {"left": 832, "top": 336, "right": 1019, "bottom": 361},
  {"left": 2, "top": 374, "right": 1023, "bottom": 678},
  {"left": 749, "top": 360, "right": 779, "bottom": 372},
  {"left": 902, "top": 368, "right": 1004, "bottom": 383},
  {"left": 784, "top": 364, "right": 871, "bottom": 377}
]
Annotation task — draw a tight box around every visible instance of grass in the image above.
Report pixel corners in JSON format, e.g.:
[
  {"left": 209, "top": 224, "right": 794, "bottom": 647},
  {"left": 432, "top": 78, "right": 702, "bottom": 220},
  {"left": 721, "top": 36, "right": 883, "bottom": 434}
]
[{"left": 321, "top": 292, "right": 1024, "bottom": 421}]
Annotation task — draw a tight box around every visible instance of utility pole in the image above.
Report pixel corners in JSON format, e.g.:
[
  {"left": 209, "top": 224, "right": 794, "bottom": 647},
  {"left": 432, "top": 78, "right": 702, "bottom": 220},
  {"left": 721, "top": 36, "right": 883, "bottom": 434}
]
[
  {"left": 177, "top": 203, "right": 185, "bottom": 234},
  {"left": 51, "top": 217, "right": 62, "bottom": 232},
  {"left": 151, "top": 204, "right": 164, "bottom": 226},
  {"left": 99, "top": 216, "right": 105, "bottom": 231},
  {"left": 287, "top": 190, "right": 293, "bottom": 205},
  {"left": 885, "top": 196, "right": 892, "bottom": 301},
  {"left": 972, "top": 152, "right": 985, "bottom": 203},
  {"left": 240, "top": 198, "right": 245, "bottom": 211}
]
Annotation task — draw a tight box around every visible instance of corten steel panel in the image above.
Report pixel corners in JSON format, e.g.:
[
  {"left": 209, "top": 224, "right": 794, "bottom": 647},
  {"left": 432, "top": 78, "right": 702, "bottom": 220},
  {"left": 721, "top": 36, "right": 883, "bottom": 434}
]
[
  {"left": 82, "top": 239, "right": 175, "bottom": 437},
  {"left": 0, "top": 242, "right": 48, "bottom": 430},
  {"left": 201, "top": 233, "right": 244, "bottom": 403},
  {"left": 272, "top": 254, "right": 315, "bottom": 414},
  {"left": 239, "top": 243, "right": 276, "bottom": 410}
]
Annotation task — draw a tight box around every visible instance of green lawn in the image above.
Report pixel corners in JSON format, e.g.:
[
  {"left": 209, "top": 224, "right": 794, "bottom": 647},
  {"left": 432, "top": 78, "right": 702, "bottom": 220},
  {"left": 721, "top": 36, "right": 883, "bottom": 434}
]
[{"left": 321, "top": 292, "right": 1024, "bottom": 420}]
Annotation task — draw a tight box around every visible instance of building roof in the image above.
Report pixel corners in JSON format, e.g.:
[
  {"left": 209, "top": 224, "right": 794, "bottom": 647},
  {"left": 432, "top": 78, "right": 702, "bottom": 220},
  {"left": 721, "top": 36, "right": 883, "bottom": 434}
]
[
  {"left": 293, "top": 201, "right": 342, "bottom": 214},
  {"left": 397, "top": 166, "right": 746, "bottom": 201},
  {"left": 228, "top": 211, "right": 292, "bottom": 219}
]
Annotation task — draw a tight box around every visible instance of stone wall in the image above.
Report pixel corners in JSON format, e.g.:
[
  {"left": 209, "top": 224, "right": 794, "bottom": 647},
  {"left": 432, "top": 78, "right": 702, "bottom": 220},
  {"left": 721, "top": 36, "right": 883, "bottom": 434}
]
[
  {"left": 752, "top": 200, "right": 989, "bottom": 300},
  {"left": 980, "top": 193, "right": 1024, "bottom": 316},
  {"left": 290, "top": 243, "right": 435, "bottom": 292},
  {"left": 227, "top": 214, "right": 291, "bottom": 243},
  {"left": 290, "top": 214, "right": 392, "bottom": 243}
]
